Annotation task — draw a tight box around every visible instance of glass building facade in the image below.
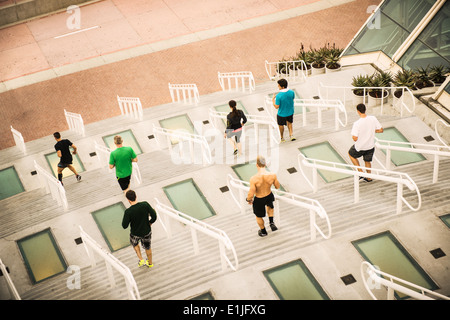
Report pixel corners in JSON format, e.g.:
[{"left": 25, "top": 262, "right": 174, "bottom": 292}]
[{"left": 343, "top": 0, "right": 450, "bottom": 71}]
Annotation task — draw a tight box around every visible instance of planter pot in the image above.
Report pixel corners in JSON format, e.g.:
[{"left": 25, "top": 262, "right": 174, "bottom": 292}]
[
  {"left": 412, "top": 80, "right": 437, "bottom": 95},
  {"left": 311, "top": 63, "right": 325, "bottom": 75},
  {"left": 325, "top": 63, "right": 341, "bottom": 73},
  {"left": 368, "top": 90, "right": 389, "bottom": 106},
  {"left": 352, "top": 90, "right": 368, "bottom": 106}
]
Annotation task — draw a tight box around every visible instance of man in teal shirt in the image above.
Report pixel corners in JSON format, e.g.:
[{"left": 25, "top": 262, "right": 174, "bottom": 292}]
[
  {"left": 122, "top": 190, "right": 157, "bottom": 268},
  {"left": 109, "top": 135, "right": 137, "bottom": 193},
  {"left": 272, "top": 78, "right": 296, "bottom": 142}
]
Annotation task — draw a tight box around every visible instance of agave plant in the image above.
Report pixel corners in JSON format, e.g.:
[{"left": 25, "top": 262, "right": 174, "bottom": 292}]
[
  {"left": 429, "top": 65, "right": 448, "bottom": 85},
  {"left": 277, "top": 57, "right": 291, "bottom": 74},
  {"left": 310, "top": 47, "right": 327, "bottom": 68},
  {"left": 378, "top": 70, "right": 393, "bottom": 87},
  {"left": 325, "top": 43, "right": 343, "bottom": 69},
  {"left": 296, "top": 44, "right": 313, "bottom": 70},
  {"left": 368, "top": 73, "right": 388, "bottom": 98},
  {"left": 351, "top": 74, "right": 371, "bottom": 96},
  {"left": 414, "top": 65, "right": 435, "bottom": 89},
  {"left": 392, "top": 69, "right": 415, "bottom": 98}
]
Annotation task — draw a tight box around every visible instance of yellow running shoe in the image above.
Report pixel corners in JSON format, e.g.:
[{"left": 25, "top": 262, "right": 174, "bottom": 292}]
[
  {"left": 138, "top": 259, "right": 146, "bottom": 267},
  {"left": 146, "top": 260, "right": 154, "bottom": 268}
]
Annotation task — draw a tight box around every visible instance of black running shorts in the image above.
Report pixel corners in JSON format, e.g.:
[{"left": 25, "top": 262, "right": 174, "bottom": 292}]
[{"left": 252, "top": 192, "right": 275, "bottom": 218}]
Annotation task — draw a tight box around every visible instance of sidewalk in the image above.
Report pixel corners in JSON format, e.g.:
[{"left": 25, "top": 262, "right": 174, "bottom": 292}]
[{"left": 0, "top": 0, "right": 381, "bottom": 150}]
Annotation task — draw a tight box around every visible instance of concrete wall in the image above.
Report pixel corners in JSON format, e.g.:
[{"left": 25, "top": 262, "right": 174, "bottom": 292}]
[{"left": 0, "top": 0, "right": 97, "bottom": 27}]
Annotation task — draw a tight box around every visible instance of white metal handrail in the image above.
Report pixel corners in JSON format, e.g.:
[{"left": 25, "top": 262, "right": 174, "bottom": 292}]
[
  {"left": 79, "top": 226, "right": 140, "bottom": 300},
  {"left": 0, "top": 258, "right": 21, "bottom": 300},
  {"left": 10, "top": 126, "right": 26, "bottom": 155},
  {"left": 318, "top": 82, "right": 416, "bottom": 116},
  {"left": 264, "top": 59, "right": 307, "bottom": 82},
  {"left": 226, "top": 174, "right": 331, "bottom": 241},
  {"left": 168, "top": 83, "right": 200, "bottom": 105},
  {"left": 34, "top": 160, "right": 68, "bottom": 210},
  {"left": 375, "top": 137, "right": 450, "bottom": 183},
  {"left": 64, "top": 109, "right": 85, "bottom": 137},
  {"left": 218, "top": 71, "right": 255, "bottom": 92},
  {"left": 152, "top": 124, "right": 212, "bottom": 165},
  {"left": 209, "top": 108, "right": 281, "bottom": 145},
  {"left": 93, "top": 141, "right": 142, "bottom": 184},
  {"left": 435, "top": 119, "right": 449, "bottom": 147},
  {"left": 297, "top": 154, "right": 421, "bottom": 215},
  {"left": 264, "top": 97, "right": 348, "bottom": 131},
  {"left": 361, "top": 261, "right": 450, "bottom": 300},
  {"left": 117, "top": 96, "right": 143, "bottom": 121},
  {"left": 94, "top": 141, "right": 112, "bottom": 172},
  {"left": 154, "top": 198, "right": 238, "bottom": 272}
]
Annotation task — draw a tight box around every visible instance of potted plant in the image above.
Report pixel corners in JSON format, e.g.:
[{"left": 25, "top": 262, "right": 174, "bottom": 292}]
[
  {"left": 368, "top": 72, "right": 390, "bottom": 106},
  {"left": 429, "top": 65, "right": 448, "bottom": 86},
  {"left": 310, "top": 47, "right": 326, "bottom": 75},
  {"left": 351, "top": 74, "right": 370, "bottom": 105},
  {"left": 413, "top": 66, "right": 435, "bottom": 94},
  {"left": 276, "top": 57, "right": 290, "bottom": 76},
  {"left": 325, "top": 44, "right": 343, "bottom": 73},
  {"left": 392, "top": 69, "right": 415, "bottom": 99},
  {"left": 296, "top": 44, "right": 313, "bottom": 76}
]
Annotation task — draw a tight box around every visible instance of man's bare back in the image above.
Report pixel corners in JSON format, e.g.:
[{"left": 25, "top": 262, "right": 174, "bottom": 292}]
[{"left": 250, "top": 171, "right": 280, "bottom": 198}]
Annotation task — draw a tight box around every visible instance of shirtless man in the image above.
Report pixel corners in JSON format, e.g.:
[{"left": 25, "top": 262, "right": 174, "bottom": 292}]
[{"left": 246, "top": 156, "right": 281, "bottom": 237}]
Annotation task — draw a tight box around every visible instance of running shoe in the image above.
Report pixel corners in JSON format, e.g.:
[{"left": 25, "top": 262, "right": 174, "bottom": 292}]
[
  {"left": 146, "top": 260, "right": 154, "bottom": 268},
  {"left": 138, "top": 259, "right": 146, "bottom": 267},
  {"left": 76, "top": 175, "right": 81, "bottom": 182},
  {"left": 258, "top": 230, "right": 268, "bottom": 237},
  {"left": 290, "top": 136, "right": 296, "bottom": 141},
  {"left": 270, "top": 223, "right": 278, "bottom": 231}
]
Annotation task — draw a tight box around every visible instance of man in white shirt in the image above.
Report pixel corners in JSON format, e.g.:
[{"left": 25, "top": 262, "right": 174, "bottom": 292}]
[{"left": 348, "top": 104, "right": 383, "bottom": 182}]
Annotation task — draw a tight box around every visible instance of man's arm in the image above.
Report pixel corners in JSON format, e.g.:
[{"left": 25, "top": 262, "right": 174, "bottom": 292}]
[
  {"left": 247, "top": 177, "right": 256, "bottom": 204},
  {"left": 273, "top": 175, "right": 281, "bottom": 190},
  {"left": 375, "top": 127, "right": 384, "bottom": 133},
  {"left": 56, "top": 150, "right": 62, "bottom": 158},
  {"left": 122, "top": 211, "right": 130, "bottom": 229},
  {"left": 148, "top": 204, "right": 157, "bottom": 225},
  {"left": 272, "top": 94, "right": 280, "bottom": 109},
  {"left": 132, "top": 157, "right": 138, "bottom": 163},
  {"left": 352, "top": 135, "right": 358, "bottom": 142},
  {"left": 71, "top": 144, "right": 77, "bottom": 155},
  {"left": 109, "top": 153, "right": 115, "bottom": 169}
]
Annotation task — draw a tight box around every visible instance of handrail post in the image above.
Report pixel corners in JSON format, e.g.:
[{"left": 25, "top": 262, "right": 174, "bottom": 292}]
[
  {"left": 433, "top": 154, "right": 439, "bottom": 183},
  {"left": 354, "top": 175, "right": 360, "bottom": 203},
  {"left": 387, "top": 286, "right": 395, "bottom": 300},
  {"left": 239, "top": 187, "right": 246, "bottom": 215},
  {"left": 385, "top": 148, "right": 391, "bottom": 170},
  {"left": 312, "top": 167, "right": 318, "bottom": 193},
  {"left": 106, "top": 262, "right": 116, "bottom": 288},
  {"left": 191, "top": 228, "right": 199, "bottom": 255},
  {"left": 396, "top": 183, "right": 403, "bottom": 214},
  {"left": 309, "top": 209, "right": 316, "bottom": 242},
  {"left": 219, "top": 241, "right": 226, "bottom": 272}
]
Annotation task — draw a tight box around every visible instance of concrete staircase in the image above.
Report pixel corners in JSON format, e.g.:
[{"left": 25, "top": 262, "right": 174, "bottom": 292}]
[{"left": 19, "top": 156, "right": 450, "bottom": 300}]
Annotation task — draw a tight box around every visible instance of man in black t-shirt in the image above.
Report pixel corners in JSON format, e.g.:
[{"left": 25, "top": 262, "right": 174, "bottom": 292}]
[
  {"left": 53, "top": 132, "right": 81, "bottom": 185},
  {"left": 122, "top": 190, "right": 157, "bottom": 268}
]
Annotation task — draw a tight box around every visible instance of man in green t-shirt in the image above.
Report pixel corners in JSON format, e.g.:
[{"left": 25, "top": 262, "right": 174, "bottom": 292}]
[
  {"left": 109, "top": 135, "right": 137, "bottom": 193},
  {"left": 122, "top": 190, "right": 157, "bottom": 268}
]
